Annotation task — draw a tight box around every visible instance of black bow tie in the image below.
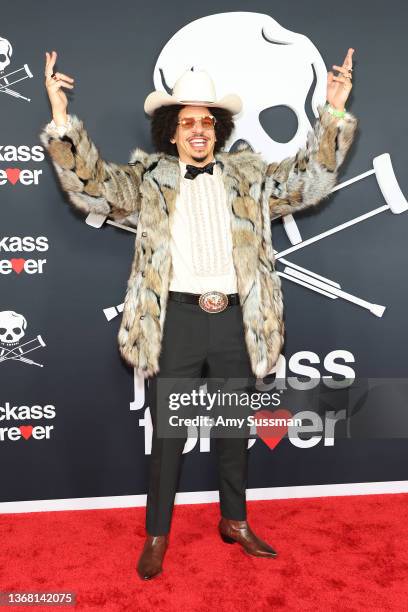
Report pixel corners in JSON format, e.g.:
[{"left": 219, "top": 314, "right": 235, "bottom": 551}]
[{"left": 184, "top": 162, "right": 216, "bottom": 180}]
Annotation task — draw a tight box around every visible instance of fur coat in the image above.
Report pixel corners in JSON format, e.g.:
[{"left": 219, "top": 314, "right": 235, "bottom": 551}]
[{"left": 39, "top": 105, "right": 358, "bottom": 378}]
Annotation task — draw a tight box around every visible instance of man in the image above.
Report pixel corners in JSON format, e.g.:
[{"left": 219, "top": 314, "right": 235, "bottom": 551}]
[{"left": 41, "top": 48, "right": 357, "bottom": 580}]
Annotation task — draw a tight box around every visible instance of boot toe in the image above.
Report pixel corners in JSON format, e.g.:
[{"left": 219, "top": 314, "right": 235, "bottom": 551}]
[{"left": 138, "top": 565, "right": 163, "bottom": 580}]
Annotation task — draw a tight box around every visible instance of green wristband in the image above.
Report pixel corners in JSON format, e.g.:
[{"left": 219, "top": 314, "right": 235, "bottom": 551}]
[{"left": 325, "top": 102, "right": 346, "bottom": 118}]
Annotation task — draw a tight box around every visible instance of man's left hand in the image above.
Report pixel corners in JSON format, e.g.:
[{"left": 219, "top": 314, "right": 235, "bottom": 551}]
[{"left": 326, "top": 47, "right": 354, "bottom": 111}]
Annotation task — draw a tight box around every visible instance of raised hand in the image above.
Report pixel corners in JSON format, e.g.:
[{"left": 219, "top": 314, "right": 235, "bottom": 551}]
[
  {"left": 44, "top": 50, "right": 75, "bottom": 125},
  {"left": 326, "top": 48, "right": 354, "bottom": 112}
]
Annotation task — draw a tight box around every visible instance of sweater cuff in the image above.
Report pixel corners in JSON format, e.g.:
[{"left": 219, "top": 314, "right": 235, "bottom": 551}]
[{"left": 45, "top": 115, "right": 73, "bottom": 138}]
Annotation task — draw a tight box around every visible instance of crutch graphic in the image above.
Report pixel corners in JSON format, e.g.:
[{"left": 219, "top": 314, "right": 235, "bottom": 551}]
[
  {"left": 272, "top": 153, "right": 407, "bottom": 317},
  {"left": 0, "top": 65, "right": 33, "bottom": 102},
  {"left": 0, "top": 335, "right": 46, "bottom": 367}
]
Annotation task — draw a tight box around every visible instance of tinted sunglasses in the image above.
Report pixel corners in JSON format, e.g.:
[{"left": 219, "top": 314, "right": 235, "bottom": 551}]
[{"left": 177, "top": 115, "right": 216, "bottom": 129}]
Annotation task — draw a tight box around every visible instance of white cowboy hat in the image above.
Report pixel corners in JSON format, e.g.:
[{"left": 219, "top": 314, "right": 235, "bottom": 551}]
[{"left": 144, "top": 68, "right": 242, "bottom": 116}]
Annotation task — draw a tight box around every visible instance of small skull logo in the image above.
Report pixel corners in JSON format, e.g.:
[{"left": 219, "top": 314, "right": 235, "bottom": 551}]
[
  {"left": 0, "top": 310, "right": 27, "bottom": 346},
  {"left": 0, "top": 37, "right": 12, "bottom": 73}
]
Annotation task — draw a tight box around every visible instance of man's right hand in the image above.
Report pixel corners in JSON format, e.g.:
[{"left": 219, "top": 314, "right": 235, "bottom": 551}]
[{"left": 44, "top": 50, "right": 75, "bottom": 126}]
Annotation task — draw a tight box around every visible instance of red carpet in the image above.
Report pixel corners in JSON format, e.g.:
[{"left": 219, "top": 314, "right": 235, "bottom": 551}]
[{"left": 1, "top": 493, "right": 407, "bottom": 611}]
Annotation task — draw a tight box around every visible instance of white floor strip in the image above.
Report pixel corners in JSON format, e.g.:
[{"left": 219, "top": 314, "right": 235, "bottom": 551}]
[{"left": 1, "top": 481, "right": 407, "bottom": 515}]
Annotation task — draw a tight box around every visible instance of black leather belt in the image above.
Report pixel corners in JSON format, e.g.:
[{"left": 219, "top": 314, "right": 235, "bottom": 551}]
[{"left": 168, "top": 290, "right": 240, "bottom": 313}]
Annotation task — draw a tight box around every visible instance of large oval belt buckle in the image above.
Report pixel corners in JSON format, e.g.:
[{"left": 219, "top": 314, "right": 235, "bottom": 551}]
[{"left": 199, "top": 291, "right": 229, "bottom": 313}]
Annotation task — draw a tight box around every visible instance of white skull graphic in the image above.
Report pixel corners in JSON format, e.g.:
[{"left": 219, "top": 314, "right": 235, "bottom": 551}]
[
  {"left": 152, "top": 12, "right": 327, "bottom": 161},
  {"left": 0, "top": 310, "right": 27, "bottom": 346},
  {"left": 0, "top": 37, "right": 12, "bottom": 73}
]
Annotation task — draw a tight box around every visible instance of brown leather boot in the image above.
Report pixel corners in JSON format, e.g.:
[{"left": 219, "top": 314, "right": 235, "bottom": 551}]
[
  {"left": 218, "top": 518, "right": 278, "bottom": 558},
  {"left": 137, "top": 534, "right": 169, "bottom": 580}
]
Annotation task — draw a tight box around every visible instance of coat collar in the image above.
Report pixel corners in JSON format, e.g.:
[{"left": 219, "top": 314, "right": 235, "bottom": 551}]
[{"left": 128, "top": 141, "right": 264, "bottom": 193}]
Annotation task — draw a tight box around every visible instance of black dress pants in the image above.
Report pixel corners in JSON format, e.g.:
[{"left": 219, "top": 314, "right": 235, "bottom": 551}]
[{"left": 145, "top": 297, "right": 255, "bottom": 536}]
